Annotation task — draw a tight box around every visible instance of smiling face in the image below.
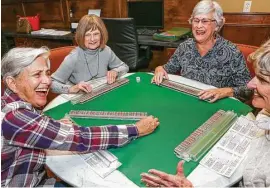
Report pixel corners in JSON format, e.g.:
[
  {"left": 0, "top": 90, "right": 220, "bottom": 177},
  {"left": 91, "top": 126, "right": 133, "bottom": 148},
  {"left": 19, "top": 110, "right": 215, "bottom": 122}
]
[
  {"left": 84, "top": 29, "right": 101, "bottom": 50},
  {"left": 192, "top": 12, "right": 217, "bottom": 44},
  {"left": 13, "top": 56, "right": 51, "bottom": 108},
  {"left": 247, "top": 70, "right": 270, "bottom": 111}
]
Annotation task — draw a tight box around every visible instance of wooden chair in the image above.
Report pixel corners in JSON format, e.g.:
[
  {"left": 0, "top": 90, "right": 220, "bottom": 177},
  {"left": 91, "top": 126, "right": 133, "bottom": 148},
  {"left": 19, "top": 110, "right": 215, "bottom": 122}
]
[
  {"left": 165, "top": 43, "right": 258, "bottom": 77},
  {"left": 235, "top": 43, "right": 259, "bottom": 78},
  {"left": 235, "top": 44, "right": 260, "bottom": 112},
  {"left": 49, "top": 46, "right": 76, "bottom": 74},
  {"left": 47, "top": 46, "right": 76, "bottom": 103},
  {"left": 45, "top": 46, "right": 76, "bottom": 181}
]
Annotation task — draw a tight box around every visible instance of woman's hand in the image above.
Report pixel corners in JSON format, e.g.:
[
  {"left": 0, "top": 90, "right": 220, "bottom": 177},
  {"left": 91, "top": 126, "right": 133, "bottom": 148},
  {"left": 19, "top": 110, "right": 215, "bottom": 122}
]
[
  {"left": 135, "top": 116, "right": 159, "bottom": 137},
  {"left": 56, "top": 118, "right": 73, "bottom": 126},
  {"left": 141, "top": 161, "right": 193, "bottom": 187},
  {"left": 198, "top": 87, "right": 234, "bottom": 103},
  {"left": 107, "top": 70, "right": 118, "bottom": 84},
  {"left": 151, "top": 66, "right": 169, "bottom": 85},
  {"left": 69, "top": 81, "right": 92, "bottom": 93}
]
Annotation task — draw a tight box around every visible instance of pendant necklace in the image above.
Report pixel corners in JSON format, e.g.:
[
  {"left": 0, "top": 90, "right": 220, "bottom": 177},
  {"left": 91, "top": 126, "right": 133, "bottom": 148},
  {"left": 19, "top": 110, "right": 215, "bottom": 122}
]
[{"left": 83, "top": 50, "right": 100, "bottom": 80}]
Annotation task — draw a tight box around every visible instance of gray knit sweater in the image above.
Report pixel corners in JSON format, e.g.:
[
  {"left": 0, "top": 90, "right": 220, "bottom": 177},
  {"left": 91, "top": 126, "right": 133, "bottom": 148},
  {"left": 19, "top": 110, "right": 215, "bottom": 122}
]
[{"left": 51, "top": 46, "right": 129, "bottom": 93}]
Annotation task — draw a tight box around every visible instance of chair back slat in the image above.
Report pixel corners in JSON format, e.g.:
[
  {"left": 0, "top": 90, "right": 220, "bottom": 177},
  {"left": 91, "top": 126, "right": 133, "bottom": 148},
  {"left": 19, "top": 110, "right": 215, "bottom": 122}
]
[
  {"left": 47, "top": 46, "right": 75, "bottom": 103},
  {"left": 236, "top": 43, "right": 259, "bottom": 78}
]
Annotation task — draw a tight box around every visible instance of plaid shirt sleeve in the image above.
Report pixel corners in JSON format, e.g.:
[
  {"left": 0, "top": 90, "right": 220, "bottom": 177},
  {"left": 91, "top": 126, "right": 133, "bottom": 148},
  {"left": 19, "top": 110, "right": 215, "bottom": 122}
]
[{"left": 2, "top": 108, "right": 139, "bottom": 152}]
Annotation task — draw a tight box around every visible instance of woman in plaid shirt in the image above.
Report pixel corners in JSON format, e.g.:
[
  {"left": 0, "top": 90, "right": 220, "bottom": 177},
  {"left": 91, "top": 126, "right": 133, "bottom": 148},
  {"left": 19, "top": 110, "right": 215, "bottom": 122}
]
[{"left": 1, "top": 47, "right": 159, "bottom": 187}]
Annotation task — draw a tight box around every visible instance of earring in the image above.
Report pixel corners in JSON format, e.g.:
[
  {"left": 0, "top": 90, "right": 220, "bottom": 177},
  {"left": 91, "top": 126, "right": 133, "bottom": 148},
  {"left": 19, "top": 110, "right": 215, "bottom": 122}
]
[{"left": 213, "top": 31, "right": 217, "bottom": 39}]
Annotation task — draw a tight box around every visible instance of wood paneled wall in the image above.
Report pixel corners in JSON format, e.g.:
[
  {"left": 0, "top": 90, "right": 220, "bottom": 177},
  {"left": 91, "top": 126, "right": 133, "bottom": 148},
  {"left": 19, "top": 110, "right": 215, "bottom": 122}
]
[
  {"left": 222, "top": 13, "right": 270, "bottom": 46},
  {"left": 163, "top": 0, "right": 198, "bottom": 29},
  {"left": 2, "top": 0, "right": 270, "bottom": 46},
  {"left": 1, "top": 0, "right": 124, "bottom": 30},
  {"left": 216, "top": 0, "right": 270, "bottom": 13},
  {"left": 161, "top": 0, "right": 270, "bottom": 46}
]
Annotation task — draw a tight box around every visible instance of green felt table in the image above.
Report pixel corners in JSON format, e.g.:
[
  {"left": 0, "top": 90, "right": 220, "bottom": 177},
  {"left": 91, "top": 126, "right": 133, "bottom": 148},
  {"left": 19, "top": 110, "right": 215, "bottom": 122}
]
[{"left": 45, "top": 73, "right": 252, "bottom": 186}]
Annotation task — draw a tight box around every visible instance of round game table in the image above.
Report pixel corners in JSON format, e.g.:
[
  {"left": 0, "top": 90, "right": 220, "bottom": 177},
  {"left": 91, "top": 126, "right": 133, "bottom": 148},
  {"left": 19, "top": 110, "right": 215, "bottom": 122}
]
[{"left": 44, "top": 73, "right": 252, "bottom": 187}]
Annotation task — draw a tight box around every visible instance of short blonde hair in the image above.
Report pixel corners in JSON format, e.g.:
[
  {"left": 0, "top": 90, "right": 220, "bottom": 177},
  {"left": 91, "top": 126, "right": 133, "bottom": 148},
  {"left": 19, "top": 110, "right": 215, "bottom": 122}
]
[
  {"left": 248, "top": 39, "right": 270, "bottom": 76},
  {"left": 75, "top": 15, "right": 108, "bottom": 49}
]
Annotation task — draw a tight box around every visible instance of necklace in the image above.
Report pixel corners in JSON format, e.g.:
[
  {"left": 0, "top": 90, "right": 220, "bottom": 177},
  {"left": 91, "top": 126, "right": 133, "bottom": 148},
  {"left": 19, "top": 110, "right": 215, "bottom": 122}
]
[{"left": 83, "top": 50, "right": 100, "bottom": 80}]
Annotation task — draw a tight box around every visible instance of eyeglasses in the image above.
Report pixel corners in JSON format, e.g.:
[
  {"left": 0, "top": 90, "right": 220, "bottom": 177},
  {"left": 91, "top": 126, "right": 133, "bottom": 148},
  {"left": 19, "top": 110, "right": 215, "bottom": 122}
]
[
  {"left": 191, "top": 18, "right": 216, "bottom": 26},
  {"left": 84, "top": 32, "right": 100, "bottom": 40}
]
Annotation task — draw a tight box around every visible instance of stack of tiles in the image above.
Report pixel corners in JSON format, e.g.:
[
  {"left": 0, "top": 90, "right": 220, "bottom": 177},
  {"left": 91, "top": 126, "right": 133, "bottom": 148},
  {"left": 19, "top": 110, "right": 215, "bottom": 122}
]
[
  {"left": 174, "top": 110, "right": 237, "bottom": 162},
  {"left": 69, "top": 110, "right": 148, "bottom": 120}
]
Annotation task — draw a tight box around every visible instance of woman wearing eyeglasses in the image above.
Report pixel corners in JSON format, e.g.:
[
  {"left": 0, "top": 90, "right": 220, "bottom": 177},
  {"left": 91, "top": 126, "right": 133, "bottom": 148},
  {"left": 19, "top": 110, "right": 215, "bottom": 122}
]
[
  {"left": 51, "top": 15, "right": 129, "bottom": 94},
  {"left": 152, "top": 0, "right": 252, "bottom": 102}
]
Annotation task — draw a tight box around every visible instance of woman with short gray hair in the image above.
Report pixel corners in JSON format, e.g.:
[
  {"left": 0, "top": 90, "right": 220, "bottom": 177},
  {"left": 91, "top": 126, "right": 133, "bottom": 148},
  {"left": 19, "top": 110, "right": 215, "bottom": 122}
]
[
  {"left": 153, "top": 0, "right": 252, "bottom": 103},
  {"left": 189, "top": 0, "right": 225, "bottom": 32},
  {"left": 1, "top": 47, "right": 50, "bottom": 85},
  {"left": 1, "top": 47, "right": 159, "bottom": 187}
]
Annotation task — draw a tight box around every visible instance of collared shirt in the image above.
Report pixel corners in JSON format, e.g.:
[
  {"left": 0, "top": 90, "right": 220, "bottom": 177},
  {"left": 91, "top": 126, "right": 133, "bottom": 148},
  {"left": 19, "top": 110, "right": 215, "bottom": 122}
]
[
  {"left": 163, "top": 35, "right": 252, "bottom": 100},
  {"left": 1, "top": 88, "right": 138, "bottom": 187}
]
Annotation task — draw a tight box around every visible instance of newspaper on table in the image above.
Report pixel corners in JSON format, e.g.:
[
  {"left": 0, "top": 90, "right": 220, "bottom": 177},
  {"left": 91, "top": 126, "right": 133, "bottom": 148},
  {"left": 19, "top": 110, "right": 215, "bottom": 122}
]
[
  {"left": 199, "top": 116, "right": 261, "bottom": 177},
  {"left": 77, "top": 150, "right": 121, "bottom": 178},
  {"left": 61, "top": 77, "right": 108, "bottom": 102}
]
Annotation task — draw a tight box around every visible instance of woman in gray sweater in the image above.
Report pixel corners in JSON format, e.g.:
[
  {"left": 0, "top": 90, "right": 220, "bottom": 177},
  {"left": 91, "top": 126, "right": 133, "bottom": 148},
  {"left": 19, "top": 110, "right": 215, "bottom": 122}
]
[{"left": 51, "top": 15, "right": 129, "bottom": 94}]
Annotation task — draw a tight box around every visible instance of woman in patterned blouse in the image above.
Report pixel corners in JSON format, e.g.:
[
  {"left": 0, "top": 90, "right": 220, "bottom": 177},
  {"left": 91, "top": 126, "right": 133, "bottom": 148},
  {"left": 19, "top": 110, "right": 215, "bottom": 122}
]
[
  {"left": 152, "top": 0, "right": 252, "bottom": 102},
  {"left": 1, "top": 47, "right": 159, "bottom": 187}
]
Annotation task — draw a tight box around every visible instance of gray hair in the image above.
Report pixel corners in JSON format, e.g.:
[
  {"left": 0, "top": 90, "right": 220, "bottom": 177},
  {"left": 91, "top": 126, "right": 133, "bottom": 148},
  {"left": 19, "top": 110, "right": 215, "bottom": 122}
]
[
  {"left": 249, "top": 39, "right": 270, "bottom": 76},
  {"left": 189, "top": 0, "right": 225, "bottom": 32},
  {"left": 1, "top": 47, "right": 50, "bottom": 85}
]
